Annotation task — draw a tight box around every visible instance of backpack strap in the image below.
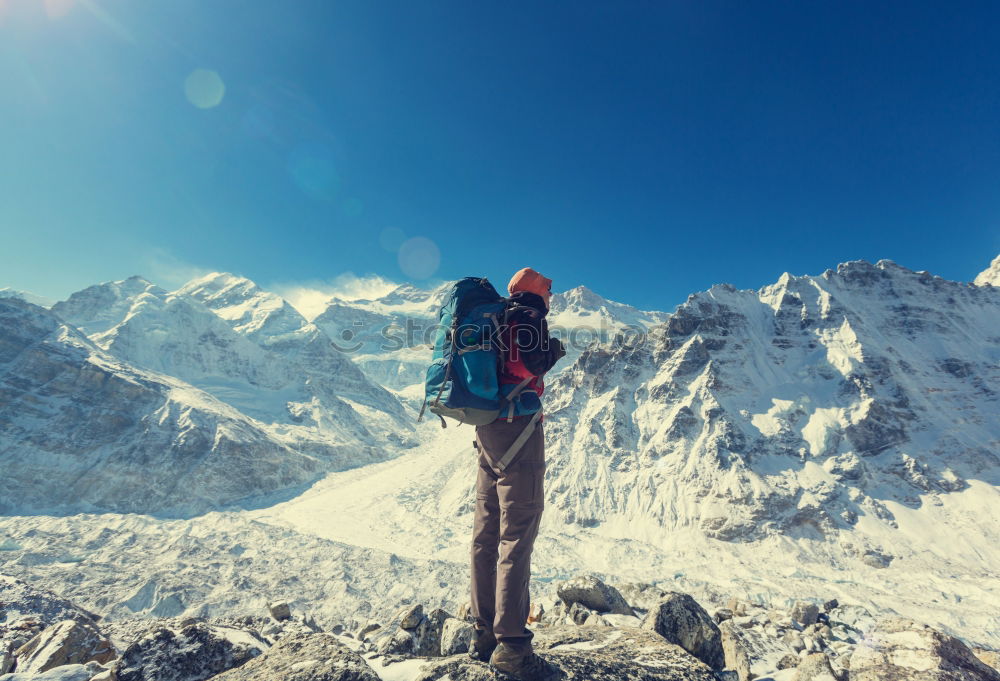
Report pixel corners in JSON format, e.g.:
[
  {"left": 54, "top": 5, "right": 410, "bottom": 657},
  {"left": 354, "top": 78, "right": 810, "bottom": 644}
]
[
  {"left": 499, "top": 376, "right": 534, "bottom": 423},
  {"left": 495, "top": 410, "right": 542, "bottom": 471}
]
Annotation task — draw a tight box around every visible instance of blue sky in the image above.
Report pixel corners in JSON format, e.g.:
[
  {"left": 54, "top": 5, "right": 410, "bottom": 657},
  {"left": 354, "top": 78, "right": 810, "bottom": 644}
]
[{"left": 1, "top": 0, "right": 998, "bottom": 311}]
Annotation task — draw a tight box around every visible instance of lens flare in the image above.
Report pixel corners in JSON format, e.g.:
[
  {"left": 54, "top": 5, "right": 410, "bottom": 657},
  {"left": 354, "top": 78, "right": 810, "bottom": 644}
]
[
  {"left": 397, "top": 237, "right": 441, "bottom": 279},
  {"left": 44, "top": 0, "right": 75, "bottom": 18},
  {"left": 184, "top": 69, "right": 225, "bottom": 109},
  {"left": 379, "top": 227, "right": 405, "bottom": 252}
]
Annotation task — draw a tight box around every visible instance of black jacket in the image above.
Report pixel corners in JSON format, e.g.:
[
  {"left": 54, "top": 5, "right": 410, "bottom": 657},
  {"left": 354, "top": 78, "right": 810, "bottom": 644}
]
[{"left": 505, "top": 291, "right": 566, "bottom": 377}]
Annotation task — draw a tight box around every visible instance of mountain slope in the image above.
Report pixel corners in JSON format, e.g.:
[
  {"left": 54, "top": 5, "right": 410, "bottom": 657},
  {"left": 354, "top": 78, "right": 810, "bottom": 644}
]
[
  {"left": 543, "top": 260, "right": 999, "bottom": 543},
  {"left": 52, "top": 274, "right": 417, "bottom": 458},
  {"left": 0, "top": 298, "right": 325, "bottom": 516}
]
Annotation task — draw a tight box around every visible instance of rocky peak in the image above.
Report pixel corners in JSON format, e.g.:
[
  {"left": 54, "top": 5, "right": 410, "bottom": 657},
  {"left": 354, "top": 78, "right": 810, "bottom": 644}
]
[{"left": 51, "top": 277, "right": 164, "bottom": 335}]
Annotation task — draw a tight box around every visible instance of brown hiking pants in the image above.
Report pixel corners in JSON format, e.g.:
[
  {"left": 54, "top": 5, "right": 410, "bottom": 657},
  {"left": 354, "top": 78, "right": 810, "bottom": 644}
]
[{"left": 470, "top": 416, "right": 545, "bottom": 644}]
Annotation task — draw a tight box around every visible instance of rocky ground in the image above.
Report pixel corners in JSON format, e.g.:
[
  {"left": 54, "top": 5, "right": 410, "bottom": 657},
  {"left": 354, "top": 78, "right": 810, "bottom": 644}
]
[{"left": 3, "top": 574, "right": 999, "bottom": 681}]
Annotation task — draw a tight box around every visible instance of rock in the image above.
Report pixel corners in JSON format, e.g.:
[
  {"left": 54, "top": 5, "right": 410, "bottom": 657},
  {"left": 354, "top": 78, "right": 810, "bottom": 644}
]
[
  {"left": 399, "top": 604, "right": 424, "bottom": 630},
  {"left": 2, "top": 648, "right": 14, "bottom": 674},
  {"left": 568, "top": 602, "right": 594, "bottom": 625},
  {"left": 715, "top": 672, "right": 740, "bottom": 681},
  {"left": 1, "top": 663, "right": 97, "bottom": 680},
  {"left": 784, "top": 632, "right": 806, "bottom": 652},
  {"left": 719, "top": 619, "right": 797, "bottom": 681},
  {"left": 14, "top": 618, "right": 116, "bottom": 673},
  {"left": 0, "top": 575, "right": 101, "bottom": 658},
  {"left": 92, "top": 666, "right": 119, "bottom": 681},
  {"left": 713, "top": 609, "right": 735, "bottom": 624},
  {"left": 375, "top": 627, "right": 415, "bottom": 656},
  {"left": 357, "top": 623, "right": 381, "bottom": 641},
  {"left": 603, "top": 614, "right": 643, "bottom": 628},
  {"left": 457, "top": 602, "right": 472, "bottom": 622},
  {"left": 440, "top": 618, "right": 474, "bottom": 656},
  {"left": 414, "top": 625, "right": 717, "bottom": 680},
  {"left": 117, "top": 622, "right": 264, "bottom": 681},
  {"left": 642, "top": 593, "right": 725, "bottom": 671},
  {"left": 583, "top": 613, "right": 612, "bottom": 627},
  {"left": 557, "top": 575, "right": 635, "bottom": 616},
  {"left": 778, "top": 653, "right": 801, "bottom": 669},
  {"left": 617, "top": 583, "right": 669, "bottom": 612},
  {"left": 790, "top": 601, "right": 820, "bottom": 627},
  {"left": 794, "top": 653, "right": 840, "bottom": 680},
  {"left": 823, "top": 599, "right": 839, "bottom": 613},
  {"left": 268, "top": 602, "right": 291, "bottom": 622},
  {"left": 414, "top": 608, "right": 452, "bottom": 656},
  {"left": 974, "top": 649, "right": 1000, "bottom": 672},
  {"left": 850, "top": 618, "right": 1000, "bottom": 681},
  {"left": 207, "top": 632, "right": 379, "bottom": 680},
  {"left": 374, "top": 607, "right": 451, "bottom": 656},
  {"left": 725, "top": 599, "right": 753, "bottom": 618}
]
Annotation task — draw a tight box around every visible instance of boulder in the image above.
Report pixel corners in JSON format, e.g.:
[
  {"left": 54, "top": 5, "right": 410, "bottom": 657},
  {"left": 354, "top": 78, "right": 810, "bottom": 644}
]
[
  {"left": 849, "top": 618, "right": 1000, "bottom": 681},
  {"left": 357, "top": 623, "right": 381, "bottom": 641},
  {"left": 14, "top": 618, "right": 116, "bottom": 673},
  {"left": 414, "top": 625, "right": 717, "bottom": 680},
  {"left": 713, "top": 609, "right": 735, "bottom": 624},
  {"left": 2, "top": 648, "right": 14, "bottom": 674},
  {"left": 400, "top": 604, "right": 424, "bottom": 630},
  {"left": 823, "top": 599, "right": 840, "bottom": 613},
  {"left": 717, "top": 619, "right": 798, "bottom": 681},
  {"left": 440, "top": 618, "right": 474, "bottom": 656},
  {"left": 373, "top": 607, "right": 452, "bottom": 656},
  {"left": 617, "top": 583, "right": 669, "bottom": 612},
  {"left": 0, "top": 575, "right": 101, "bottom": 659},
  {"left": 207, "top": 632, "right": 379, "bottom": 680},
  {"left": 794, "top": 653, "right": 840, "bottom": 681},
  {"left": 268, "top": 602, "right": 291, "bottom": 622},
  {"left": 642, "top": 593, "right": 725, "bottom": 670},
  {"left": 567, "top": 602, "right": 593, "bottom": 625},
  {"left": 414, "top": 608, "right": 452, "bottom": 656},
  {"left": 556, "top": 576, "right": 635, "bottom": 616},
  {"left": 778, "top": 653, "right": 801, "bottom": 669},
  {"left": 791, "top": 601, "right": 820, "bottom": 627},
  {"left": 117, "top": 622, "right": 264, "bottom": 681},
  {"left": 583, "top": 613, "right": 612, "bottom": 627}
]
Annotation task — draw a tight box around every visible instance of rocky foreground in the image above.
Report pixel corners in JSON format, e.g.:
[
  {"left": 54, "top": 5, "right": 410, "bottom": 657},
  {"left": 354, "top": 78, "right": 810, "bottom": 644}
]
[{"left": 2, "top": 574, "right": 998, "bottom": 681}]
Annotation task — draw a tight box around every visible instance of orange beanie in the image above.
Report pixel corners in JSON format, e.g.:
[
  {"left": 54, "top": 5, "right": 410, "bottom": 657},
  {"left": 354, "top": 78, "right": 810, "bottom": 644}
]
[{"left": 508, "top": 267, "right": 552, "bottom": 308}]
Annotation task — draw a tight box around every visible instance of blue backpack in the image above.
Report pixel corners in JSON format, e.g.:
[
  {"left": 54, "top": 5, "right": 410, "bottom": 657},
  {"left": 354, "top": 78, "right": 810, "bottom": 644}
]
[{"left": 419, "top": 277, "right": 539, "bottom": 429}]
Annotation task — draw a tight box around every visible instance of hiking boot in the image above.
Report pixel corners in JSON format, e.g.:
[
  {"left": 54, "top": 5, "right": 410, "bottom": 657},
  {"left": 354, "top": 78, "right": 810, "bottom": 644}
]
[
  {"left": 489, "top": 641, "right": 549, "bottom": 679},
  {"left": 468, "top": 627, "right": 497, "bottom": 662}
]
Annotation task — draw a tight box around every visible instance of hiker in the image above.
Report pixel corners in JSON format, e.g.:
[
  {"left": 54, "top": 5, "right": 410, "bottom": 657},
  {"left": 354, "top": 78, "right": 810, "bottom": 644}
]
[{"left": 469, "top": 267, "right": 565, "bottom": 677}]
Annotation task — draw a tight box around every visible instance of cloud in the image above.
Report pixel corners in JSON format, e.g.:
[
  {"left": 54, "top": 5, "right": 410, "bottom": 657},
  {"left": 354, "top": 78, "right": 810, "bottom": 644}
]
[
  {"left": 140, "top": 249, "right": 214, "bottom": 290},
  {"left": 272, "top": 272, "right": 400, "bottom": 321}
]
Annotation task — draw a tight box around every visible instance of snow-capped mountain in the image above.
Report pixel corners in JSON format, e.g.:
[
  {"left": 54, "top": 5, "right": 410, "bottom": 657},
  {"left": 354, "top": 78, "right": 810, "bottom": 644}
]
[
  {"left": 0, "top": 298, "right": 325, "bottom": 516},
  {"left": 0, "top": 287, "right": 54, "bottom": 308},
  {"left": 548, "top": 285, "right": 671, "bottom": 369},
  {"left": 52, "top": 274, "right": 417, "bottom": 456},
  {"left": 541, "top": 260, "right": 999, "bottom": 543},
  {"left": 306, "top": 280, "right": 669, "bottom": 393},
  {"left": 1, "top": 257, "right": 999, "bottom": 648},
  {"left": 310, "top": 282, "right": 450, "bottom": 394},
  {"left": 976, "top": 254, "right": 1000, "bottom": 287}
]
